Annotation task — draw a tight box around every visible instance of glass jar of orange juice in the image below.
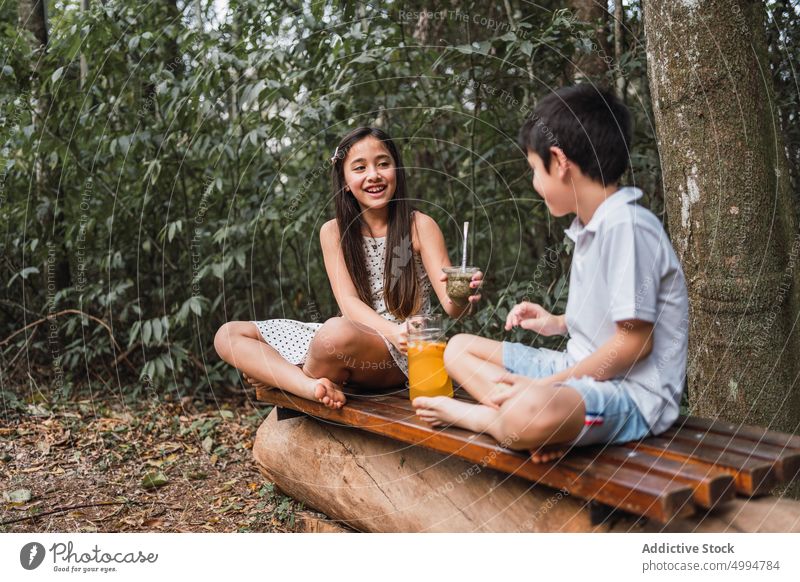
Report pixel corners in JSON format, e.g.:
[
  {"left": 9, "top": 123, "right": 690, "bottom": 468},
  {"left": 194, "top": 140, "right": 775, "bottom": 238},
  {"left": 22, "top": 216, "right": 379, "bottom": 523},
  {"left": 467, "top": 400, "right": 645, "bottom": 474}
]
[{"left": 407, "top": 315, "right": 454, "bottom": 401}]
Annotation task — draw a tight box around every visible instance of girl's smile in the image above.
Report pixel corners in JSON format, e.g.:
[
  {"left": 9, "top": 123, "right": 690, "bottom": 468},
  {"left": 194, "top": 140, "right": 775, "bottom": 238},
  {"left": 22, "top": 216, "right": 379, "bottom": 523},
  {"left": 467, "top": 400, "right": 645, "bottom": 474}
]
[
  {"left": 363, "top": 183, "right": 388, "bottom": 196},
  {"left": 344, "top": 136, "right": 397, "bottom": 210}
]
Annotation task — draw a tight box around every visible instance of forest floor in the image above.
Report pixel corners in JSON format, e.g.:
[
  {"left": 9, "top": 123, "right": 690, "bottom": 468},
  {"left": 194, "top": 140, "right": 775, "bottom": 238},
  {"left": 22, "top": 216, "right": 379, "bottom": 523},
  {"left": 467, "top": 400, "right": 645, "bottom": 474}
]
[{"left": 0, "top": 384, "right": 342, "bottom": 533}]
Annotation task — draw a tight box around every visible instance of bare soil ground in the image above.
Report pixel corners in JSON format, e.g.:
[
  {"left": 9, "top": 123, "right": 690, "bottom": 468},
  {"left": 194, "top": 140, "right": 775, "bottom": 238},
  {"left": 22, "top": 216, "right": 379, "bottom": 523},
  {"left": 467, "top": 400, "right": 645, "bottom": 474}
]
[{"left": 0, "top": 388, "right": 336, "bottom": 532}]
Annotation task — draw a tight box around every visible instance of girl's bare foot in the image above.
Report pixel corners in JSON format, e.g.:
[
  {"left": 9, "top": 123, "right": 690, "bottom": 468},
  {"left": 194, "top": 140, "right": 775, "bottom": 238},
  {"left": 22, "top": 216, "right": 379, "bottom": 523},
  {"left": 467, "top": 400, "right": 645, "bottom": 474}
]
[
  {"left": 243, "top": 372, "right": 343, "bottom": 409},
  {"left": 312, "top": 378, "right": 346, "bottom": 409},
  {"left": 412, "top": 396, "right": 496, "bottom": 434},
  {"left": 242, "top": 373, "right": 269, "bottom": 390},
  {"left": 530, "top": 447, "right": 566, "bottom": 463}
]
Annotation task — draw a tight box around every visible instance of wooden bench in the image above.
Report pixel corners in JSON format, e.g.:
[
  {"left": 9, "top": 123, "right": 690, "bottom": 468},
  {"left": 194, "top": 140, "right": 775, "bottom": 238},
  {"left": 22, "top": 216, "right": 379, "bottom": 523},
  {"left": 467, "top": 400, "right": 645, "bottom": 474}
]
[{"left": 255, "top": 386, "right": 800, "bottom": 525}]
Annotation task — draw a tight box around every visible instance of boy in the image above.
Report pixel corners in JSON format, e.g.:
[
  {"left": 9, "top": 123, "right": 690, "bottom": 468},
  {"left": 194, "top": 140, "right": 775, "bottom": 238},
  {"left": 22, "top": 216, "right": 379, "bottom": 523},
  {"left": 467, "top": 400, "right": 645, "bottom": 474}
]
[{"left": 413, "top": 84, "right": 688, "bottom": 462}]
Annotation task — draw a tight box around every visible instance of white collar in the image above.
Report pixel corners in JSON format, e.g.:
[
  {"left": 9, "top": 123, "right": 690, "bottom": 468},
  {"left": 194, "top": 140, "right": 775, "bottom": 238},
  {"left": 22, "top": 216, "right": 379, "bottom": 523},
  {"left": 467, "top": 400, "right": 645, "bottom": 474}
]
[{"left": 564, "top": 187, "right": 644, "bottom": 242}]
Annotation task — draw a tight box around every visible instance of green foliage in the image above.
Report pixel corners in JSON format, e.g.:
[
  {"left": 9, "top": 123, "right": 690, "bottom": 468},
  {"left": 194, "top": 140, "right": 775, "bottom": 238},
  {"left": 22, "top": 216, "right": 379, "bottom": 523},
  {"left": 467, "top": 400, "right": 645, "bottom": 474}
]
[
  {"left": 766, "top": 0, "right": 800, "bottom": 213},
  {"left": 1, "top": 0, "right": 664, "bottom": 393}
]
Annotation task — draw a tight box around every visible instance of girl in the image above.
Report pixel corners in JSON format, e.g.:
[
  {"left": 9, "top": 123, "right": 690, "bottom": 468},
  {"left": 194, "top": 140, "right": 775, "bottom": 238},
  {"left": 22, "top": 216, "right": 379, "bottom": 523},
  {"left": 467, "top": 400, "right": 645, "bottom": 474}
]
[{"left": 214, "top": 127, "right": 482, "bottom": 408}]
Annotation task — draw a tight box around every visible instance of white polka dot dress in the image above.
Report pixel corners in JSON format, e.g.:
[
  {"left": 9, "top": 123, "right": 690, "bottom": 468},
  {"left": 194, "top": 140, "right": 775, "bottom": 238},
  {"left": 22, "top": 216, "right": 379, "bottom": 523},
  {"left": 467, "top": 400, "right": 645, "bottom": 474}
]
[{"left": 251, "top": 236, "right": 432, "bottom": 377}]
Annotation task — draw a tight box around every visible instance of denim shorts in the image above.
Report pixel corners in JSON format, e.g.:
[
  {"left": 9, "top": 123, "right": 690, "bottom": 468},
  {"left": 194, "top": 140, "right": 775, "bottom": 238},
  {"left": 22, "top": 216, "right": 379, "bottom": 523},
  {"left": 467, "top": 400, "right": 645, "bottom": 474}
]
[{"left": 502, "top": 342, "right": 651, "bottom": 447}]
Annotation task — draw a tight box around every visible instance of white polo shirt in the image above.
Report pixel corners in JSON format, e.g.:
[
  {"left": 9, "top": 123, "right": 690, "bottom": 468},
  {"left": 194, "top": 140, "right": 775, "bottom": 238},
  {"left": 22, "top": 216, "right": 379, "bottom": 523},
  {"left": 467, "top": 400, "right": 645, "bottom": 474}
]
[{"left": 564, "top": 187, "right": 689, "bottom": 434}]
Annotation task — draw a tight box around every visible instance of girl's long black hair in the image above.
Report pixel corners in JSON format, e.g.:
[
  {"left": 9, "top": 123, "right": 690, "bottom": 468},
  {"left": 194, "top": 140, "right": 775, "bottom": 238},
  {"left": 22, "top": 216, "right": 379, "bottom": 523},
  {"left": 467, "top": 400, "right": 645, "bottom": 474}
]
[{"left": 330, "top": 127, "right": 420, "bottom": 320}]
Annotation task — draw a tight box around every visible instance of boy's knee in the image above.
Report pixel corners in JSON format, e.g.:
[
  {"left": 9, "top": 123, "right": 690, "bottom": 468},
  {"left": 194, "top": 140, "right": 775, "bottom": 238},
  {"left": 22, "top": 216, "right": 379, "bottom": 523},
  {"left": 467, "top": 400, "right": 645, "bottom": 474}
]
[
  {"left": 496, "top": 393, "right": 557, "bottom": 447},
  {"left": 497, "top": 409, "right": 541, "bottom": 447},
  {"left": 499, "top": 386, "right": 585, "bottom": 449}
]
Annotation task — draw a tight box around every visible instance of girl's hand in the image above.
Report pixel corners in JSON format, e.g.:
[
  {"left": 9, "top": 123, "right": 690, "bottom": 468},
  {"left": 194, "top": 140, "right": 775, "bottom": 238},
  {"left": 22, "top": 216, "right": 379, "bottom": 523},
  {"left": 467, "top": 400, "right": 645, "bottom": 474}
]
[
  {"left": 438, "top": 270, "right": 484, "bottom": 306},
  {"left": 467, "top": 270, "right": 483, "bottom": 304},
  {"left": 386, "top": 322, "right": 408, "bottom": 355},
  {"left": 504, "top": 302, "right": 565, "bottom": 336}
]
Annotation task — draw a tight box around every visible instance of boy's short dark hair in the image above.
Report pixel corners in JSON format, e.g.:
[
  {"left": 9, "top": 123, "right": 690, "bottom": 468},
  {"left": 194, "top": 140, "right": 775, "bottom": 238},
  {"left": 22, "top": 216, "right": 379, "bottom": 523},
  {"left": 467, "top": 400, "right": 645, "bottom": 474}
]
[{"left": 519, "top": 84, "right": 632, "bottom": 185}]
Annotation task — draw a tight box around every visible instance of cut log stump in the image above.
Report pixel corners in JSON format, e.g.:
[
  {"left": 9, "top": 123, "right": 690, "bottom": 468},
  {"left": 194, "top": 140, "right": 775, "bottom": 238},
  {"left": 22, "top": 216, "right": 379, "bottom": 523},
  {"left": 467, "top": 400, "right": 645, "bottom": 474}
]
[{"left": 252, "top": 408, "right": 800, "bottom": 533}]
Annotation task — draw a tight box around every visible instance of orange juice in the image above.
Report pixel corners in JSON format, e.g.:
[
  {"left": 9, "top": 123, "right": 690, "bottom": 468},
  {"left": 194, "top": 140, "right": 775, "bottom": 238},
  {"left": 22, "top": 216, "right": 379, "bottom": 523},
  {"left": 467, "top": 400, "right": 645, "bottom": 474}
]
[{"left": 408, "top": 340, "right": 454, "bottom": 400}]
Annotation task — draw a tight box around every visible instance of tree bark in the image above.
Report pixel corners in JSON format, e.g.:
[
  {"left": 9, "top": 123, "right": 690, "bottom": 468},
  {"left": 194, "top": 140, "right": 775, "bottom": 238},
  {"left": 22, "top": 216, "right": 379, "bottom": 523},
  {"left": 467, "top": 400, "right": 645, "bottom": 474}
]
[
  {"left": 17, "top": 0, "right": 48, "bottom": 48},
  {"left": 642, "top": 1, "right": 800, "bottom": 438},
  {"left": 194, "top": 0, "right": 203, "bottom": 29},
  {"left": 18, "top": 0, "right": 71, "bottom": 290},
  {"left": 80, "top": 0, "right": 89, "bottom": 88},
  {"left": 17, "top": 0, "right": 48, "bottom": 201},
  {"left": 613, "top": 0, "right": 625, "bottom": 97},
  {"left": 568, "top": 0, "right": 611, "bottom": 82}
]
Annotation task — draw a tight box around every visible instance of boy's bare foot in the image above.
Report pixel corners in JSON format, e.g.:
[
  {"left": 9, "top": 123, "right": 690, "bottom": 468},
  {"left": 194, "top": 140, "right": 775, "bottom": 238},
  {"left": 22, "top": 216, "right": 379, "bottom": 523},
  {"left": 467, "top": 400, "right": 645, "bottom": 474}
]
[
  {"left": 312, "top": 378, "right": 346, "bottom": 409},
  {"left": 530, "top": 447, "right": 566, "bottom": 463},
  {"left": 412, "top": 396, "right": 495, "bottom": 433}
]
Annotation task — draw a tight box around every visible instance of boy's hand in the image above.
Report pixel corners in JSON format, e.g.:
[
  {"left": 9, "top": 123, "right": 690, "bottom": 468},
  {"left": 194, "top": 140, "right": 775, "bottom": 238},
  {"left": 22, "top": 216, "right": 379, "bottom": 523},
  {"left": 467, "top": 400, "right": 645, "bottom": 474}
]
[
  {"left": 438, "top": 270, "right": 484, "bottom": 305},
  {"left": 491, "top": 371, "right": 549, "bottom": 406},
  {"left": 485, "top": 381, "right": 520, "bottom": 408},
  {"left": 505, "top": 301, "right": 565, "bottom": 336}
]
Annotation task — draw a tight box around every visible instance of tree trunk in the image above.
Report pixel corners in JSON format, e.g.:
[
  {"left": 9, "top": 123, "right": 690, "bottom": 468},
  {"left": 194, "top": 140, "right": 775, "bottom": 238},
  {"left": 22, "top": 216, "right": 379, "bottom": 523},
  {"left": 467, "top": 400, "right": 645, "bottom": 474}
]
[
  {"left": 18, "top": 0, "right": 71, "bottom": 290},
  {"left": 642, "top": 1, "right": 800, "bottom": 438},
  {"left": 194, "top": 0, "right": 203, "bottom": 29},
  {"left": 17, "top": 0, "right": 48, "bottom": 47},
  {"left": 80, "top": 0, "right": 89, "bottom": 88},
  {"left": 613, "top": 0, "right": 625, "bottom": 97},
  {"left": 17, "top": 0, "right": 48, "bottom": 201},
  {"left": 568, "top": 0, "right": 611, "bottom": 82}
]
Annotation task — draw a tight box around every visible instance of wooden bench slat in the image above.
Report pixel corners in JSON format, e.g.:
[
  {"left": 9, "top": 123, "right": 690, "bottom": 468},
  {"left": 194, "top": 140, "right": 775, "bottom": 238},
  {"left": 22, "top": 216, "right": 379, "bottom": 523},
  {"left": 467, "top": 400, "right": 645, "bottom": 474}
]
[
  {"left": 366, "top": 392, "right": 775, "bottom": 497},
  {"left": 257, "top": 388, "right": 693, "bottom": 522},
  {"left": 363, "top": 392, "right": 587, "bottom": 456},
  {"left": 572, "top": 447, "right": 735, "bottom": 509},
  {"left": 625, "top": 438, "right": 776, "bottom": 496},
  {"left": 365, "top": 392, "right": 737, "bottom": 502},
  {"left": 364, "top": 393, "right": 522, "bottom": 450},
  {"left": 556, "top": 455, "right": 695, "bottom": 520},
  {"left": 372, "top": 388, "right": 477, "bottom": 409},
  {"left": 664, "top": 425, "right": 800, "bottom": 483},
  {"left": 256, "top": 388, "right": 799, "bottom": 519},
  {"left": 365, "top": 394, "right": 699, "bottom": 515},
  {"left": 677, "top": 415, "right": 800, "bottom": 450},
  {"left": 370, "top": 398, "right": 800, "bottom": 470},
  {"left": 340, "top": 396, "right": 492, "bottom": 445}
]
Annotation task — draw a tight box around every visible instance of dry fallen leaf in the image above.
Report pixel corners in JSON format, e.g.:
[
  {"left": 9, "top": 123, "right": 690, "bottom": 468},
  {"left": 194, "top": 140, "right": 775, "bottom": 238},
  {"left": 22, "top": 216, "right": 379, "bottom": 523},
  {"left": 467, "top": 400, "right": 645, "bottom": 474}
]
[
  {"left": 141, "top": 472, "right": 169, "bottom": 489},
  {"left": 53, "top": 429, "right": 71, "bottom": 446},
  {"left": 4, "top": 488, "right": 32, "bottom": 504}
]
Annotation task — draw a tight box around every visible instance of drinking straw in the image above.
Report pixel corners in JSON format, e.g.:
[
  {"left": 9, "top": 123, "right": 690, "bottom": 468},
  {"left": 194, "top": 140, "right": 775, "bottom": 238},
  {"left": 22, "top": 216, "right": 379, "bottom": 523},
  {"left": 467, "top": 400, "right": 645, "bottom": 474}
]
[{"left": 461, "top": 221, "right": 469, "bottom": 271}]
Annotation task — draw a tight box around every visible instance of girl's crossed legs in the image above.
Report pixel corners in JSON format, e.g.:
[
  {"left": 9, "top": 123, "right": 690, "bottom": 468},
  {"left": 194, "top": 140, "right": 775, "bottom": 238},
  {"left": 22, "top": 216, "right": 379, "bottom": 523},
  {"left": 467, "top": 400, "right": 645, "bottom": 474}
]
[
  {"left": 412, "top": 334, "right": 584, "bottom": 462},
  {"left": 214, "top": 317, "right": 406, "bottom": 408}
]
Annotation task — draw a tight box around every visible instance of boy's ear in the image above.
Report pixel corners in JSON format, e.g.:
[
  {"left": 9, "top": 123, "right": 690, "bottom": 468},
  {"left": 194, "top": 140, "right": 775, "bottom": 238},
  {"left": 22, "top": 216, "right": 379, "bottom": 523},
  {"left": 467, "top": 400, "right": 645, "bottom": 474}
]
[{"left": 550, "top": 146, "right": 569, "bottom": 178}]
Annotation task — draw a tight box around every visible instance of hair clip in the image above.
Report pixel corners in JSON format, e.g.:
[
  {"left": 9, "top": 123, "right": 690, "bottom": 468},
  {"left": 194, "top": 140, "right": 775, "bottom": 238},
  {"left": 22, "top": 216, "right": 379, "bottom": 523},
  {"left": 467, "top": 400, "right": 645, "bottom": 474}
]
[{"left": 330, "top": 146, "right": 340, "bottom": 164}]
